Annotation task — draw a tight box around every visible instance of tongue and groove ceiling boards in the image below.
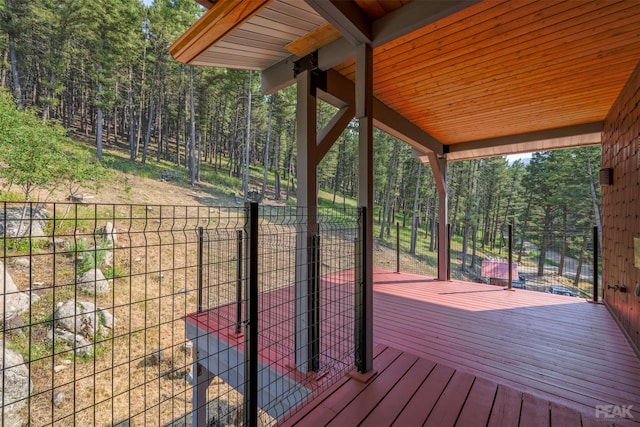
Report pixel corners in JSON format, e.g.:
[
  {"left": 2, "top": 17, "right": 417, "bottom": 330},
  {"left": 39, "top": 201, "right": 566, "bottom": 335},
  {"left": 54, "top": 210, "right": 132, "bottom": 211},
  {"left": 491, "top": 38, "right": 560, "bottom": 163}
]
[{"left": 170, "top": 0, "right": 640, "bottom": 162}]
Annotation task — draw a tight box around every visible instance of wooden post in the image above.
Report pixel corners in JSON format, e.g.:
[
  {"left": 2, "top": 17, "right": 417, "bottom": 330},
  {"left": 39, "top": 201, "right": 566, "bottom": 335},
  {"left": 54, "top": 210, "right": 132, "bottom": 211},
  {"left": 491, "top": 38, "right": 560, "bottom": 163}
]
[
  {"left": 356, "top": 43, "right": 374, "bottom": 372},
  {"left": 294, "top": 69, "right": 318, "bottom": 373}
]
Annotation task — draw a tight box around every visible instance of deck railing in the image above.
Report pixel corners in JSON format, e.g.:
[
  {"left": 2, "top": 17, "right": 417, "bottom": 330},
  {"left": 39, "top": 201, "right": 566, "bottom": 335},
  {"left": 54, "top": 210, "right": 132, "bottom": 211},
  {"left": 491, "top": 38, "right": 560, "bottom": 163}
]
[
  {"left": 378, "top": 221, "right": 601, "bottom": 299},
  {"left": 0, "top": 201, "right": 359, "bottom": 426}
]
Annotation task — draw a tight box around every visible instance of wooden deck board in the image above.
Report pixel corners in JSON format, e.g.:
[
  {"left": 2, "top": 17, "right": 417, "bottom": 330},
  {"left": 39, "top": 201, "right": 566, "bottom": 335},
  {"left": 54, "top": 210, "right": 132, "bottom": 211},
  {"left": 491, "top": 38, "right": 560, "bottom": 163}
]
[
  {"left": 359, "top": 357, "right": 436, "bottom": 426},
  {"left": 371, "top": 271, "right": 640, "bottom": 420},
  {"left": 454, "top": 377, "right": 498, "bottom": 427},
  {"left": 519, "top": 393, "right": 550, "bottom": 427},
  {"left": 487, "top": 385, "right": 523, "bottom": 427},
  {"left": 280, "top": 271, "right": 640, "bottom": 426},
  {"left": 391, "top": 363, "right": 456, "bottom": 426},
  {"left": 423, "top": 370, "right": 476, "bottom": 427},
  {"left": 326, "top": 352, "right": 418, "bottom": 426}
]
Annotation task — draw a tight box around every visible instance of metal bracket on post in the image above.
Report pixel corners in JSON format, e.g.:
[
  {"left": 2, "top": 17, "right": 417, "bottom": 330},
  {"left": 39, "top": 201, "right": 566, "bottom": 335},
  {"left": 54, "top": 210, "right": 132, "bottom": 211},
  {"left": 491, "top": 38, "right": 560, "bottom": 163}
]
[{"left": 243, "top": 202, "right": 259, "bottom": 427}]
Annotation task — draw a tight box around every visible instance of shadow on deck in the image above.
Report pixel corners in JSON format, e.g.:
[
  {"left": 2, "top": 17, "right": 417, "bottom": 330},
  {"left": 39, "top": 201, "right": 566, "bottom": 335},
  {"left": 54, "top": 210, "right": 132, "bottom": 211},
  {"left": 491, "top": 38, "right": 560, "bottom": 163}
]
[{"left": 280, "top": 270, "right": 640, "bottom": 426}]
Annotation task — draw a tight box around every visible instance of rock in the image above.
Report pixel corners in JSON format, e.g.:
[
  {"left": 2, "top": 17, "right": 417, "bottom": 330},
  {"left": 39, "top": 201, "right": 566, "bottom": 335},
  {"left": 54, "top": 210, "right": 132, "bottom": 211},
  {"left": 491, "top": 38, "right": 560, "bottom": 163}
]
[
  {"left": 11, "top": 258, "right": 30, "bottom": 269},
  {"left": 53, "top": 365, "right": 67, "bottom": 373},
  {"left": 0, "top": 342, "right": 33, "bottom": 426},
  {"left": 178, "top": 288, "right": 187, "bottom": 294},
  {"left": 0, "top": 207, "right": 48, "bottom": 239},
  {"left": 149, "top": 349, "right": 162, "bottom": 366},
  {"left": 53, "top": 392, "right": 65, "bottom": 407},
  {"left": 47, "top": 328, "right": 93, "bottom": 357},
  {"left": 55, "top": 300, "right": 100, "bottom": 338},
  {"left": 134, "top": 257, "right": 142, "bottom": 262},
  {"left": 77, "top": 269, "right": 110, "bottom": 295},
  {"left": 0, "top": 261, "right": 31, "bottom": 322},
  {"left": 103, "top": 222, "right": 117, "bottom": 246},
  {"left": 49, "top": 237, "right": 66, "bottom": 248},
  {"left": 3, "top": 316, "right": 25, "bottom": 334},
  {"left": 49, "top": 300, "right": 116, "bottom": 357}
]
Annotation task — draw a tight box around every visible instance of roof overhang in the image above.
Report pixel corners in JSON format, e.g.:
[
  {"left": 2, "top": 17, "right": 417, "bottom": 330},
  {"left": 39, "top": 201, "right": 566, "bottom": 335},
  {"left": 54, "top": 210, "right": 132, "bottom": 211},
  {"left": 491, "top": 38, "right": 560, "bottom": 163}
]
[{"left": 169, "top": 0, "right": 640, "bottom": 161}]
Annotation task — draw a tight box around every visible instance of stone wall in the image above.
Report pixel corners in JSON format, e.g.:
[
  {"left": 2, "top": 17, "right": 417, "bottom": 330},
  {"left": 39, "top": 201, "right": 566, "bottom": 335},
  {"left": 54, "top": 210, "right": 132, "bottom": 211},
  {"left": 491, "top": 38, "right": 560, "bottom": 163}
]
[{"left": 601, "top": 59, "right": 640, "bottom": 352}]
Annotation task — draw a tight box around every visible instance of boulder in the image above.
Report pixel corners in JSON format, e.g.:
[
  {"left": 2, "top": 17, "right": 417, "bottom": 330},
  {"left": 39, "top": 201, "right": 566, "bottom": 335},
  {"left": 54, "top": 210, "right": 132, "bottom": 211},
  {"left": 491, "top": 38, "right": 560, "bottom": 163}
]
[
  {"left": 0, "top": 207, "right": 48, "bottom": 239},
  {"left": 103, "top": 222, "right": 117, "bottom": 246},
  {"left": 0, "top": 342, "right": 33, "bottom": 426},
  {"left": 0, "top": 261, "right": 31, "bottom": 322},
  {"left": 77, "top": 269, "right": 110, "bottom": 295},
  {"left": 50, "top": 300, "right": 116, "bottom": 356},
  {"left": 47, "top": 328, "right": 93, "bottom": 357}
]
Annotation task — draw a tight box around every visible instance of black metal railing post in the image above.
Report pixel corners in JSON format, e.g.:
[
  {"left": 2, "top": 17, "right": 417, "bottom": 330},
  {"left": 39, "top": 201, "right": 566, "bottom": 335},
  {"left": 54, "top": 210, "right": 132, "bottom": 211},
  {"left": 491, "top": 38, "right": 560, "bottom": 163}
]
[
  {"left": 446, "top": 223, "right": 451, "bottom": 281},
  {"left": 236, "top": 229, "right": 243, "bottom": 334},
  {"left": 355, "top": 206, "right": 368, "bottom": 373},
  {"left": 243, "top": 202, "right": 259, "bottom": 427},
  {"left": 197, "top": 226, "right": 204, "bottom": 313},
  {"left": 593, "top": 226, "right": 598, "bottom": 302},
  {"left": 309, "top": 234, "right": 320, "bottom": 371},
  {"left": 508, "top": 224, "right": 513, "bottom": 290},
  {"left": 396, "top": 222, "right": 400, "bottom": 273}
]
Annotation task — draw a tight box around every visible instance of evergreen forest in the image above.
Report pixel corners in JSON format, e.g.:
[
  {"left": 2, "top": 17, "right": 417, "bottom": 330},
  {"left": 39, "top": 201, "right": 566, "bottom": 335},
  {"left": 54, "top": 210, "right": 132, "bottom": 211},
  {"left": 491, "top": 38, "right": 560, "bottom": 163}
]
[{"left": 0, "top": 0, "right": 602, "bottom": 285}]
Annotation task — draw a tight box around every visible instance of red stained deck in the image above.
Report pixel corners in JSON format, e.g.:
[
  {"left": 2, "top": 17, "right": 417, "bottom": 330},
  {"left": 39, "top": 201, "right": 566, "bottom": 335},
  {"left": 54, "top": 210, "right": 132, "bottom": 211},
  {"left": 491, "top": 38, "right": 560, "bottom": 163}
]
[{"left": 281, "top": 270, "right": 640, "bottom": 426}]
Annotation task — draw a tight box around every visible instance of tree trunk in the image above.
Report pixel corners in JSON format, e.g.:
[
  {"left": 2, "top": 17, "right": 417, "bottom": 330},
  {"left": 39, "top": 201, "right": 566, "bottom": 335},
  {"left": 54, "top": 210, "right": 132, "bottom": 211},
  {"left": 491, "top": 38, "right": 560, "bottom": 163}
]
[
  {"left": 558, "top": 206, "right": 567, "bottom": 276},
  {"left": 189, "top": 66, "right": 196, "bottom": 186},
  {"left": 262, "top": 93, "right": 275, "bottom": 198},
  {"left": 8, "top": 28, "right": 22, "bottom": 108},
  {"left": 410, "top": 162, "right": 422, "bottom": 255},
  {"left": 380, "top": 140, "right": 400, "bottom": 240},
  {"left": 0, "top": 48, "right": 7, "bottom": 88},
  {"left": 96, "top": 72, "right": 104, "bottom": 161},
  {"left": 128, "top": 67, "right": 136, "bottom": 161},
  {"left": 461, "top": 160, "right": 478, "bottom": 271},
  {"left": 586, "top": 159, "right": 603, "bottom": 247},
  {"left": 243, "top": 71, "right": 253, "bottom": 202},
  {"left": 141, "top": 94, "right": 155, "bottom": 165},
  {"left": 573, "top": 232, "right": 588, "bottom": 287}
]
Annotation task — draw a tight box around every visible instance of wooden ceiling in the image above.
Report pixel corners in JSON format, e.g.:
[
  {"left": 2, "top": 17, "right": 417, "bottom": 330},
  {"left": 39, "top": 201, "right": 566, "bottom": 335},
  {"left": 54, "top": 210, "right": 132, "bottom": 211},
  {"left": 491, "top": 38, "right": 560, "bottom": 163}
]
[{"left": 170, "top": 0, "right": 640, "bottom": 158}]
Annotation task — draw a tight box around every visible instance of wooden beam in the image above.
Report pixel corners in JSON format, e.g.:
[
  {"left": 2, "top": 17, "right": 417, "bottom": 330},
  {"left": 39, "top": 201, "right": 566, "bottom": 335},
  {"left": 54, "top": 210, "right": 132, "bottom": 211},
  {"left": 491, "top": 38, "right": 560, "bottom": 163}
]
[
  {"left": 307, "top": 0, "right": 372, "bottom": 45},
  {"left": 436, "top": 157, "right": 448, "bottom": 281},
  {"left": 195, "top": 0, "right": 215, "bottom": 9},
  {"left": 262, "top": 1, "right": 475, "bottom": 93},
  {"left": 320, "top": 70, "right": 444, "bottom": 156},
  {"left": 285, "top": 23, "right": 342, "bottom": 57},
  {"left": 447, "top": 122, "right": 603, "bottom": 154},
  {"left": 169, "top": 0, "right": 270, "bottom": 64},
  {"left": 317, "top": 106, "right": 355, "bottom": 161},
  {"left": 426, "top": 153, "right": 446, "bottom": 195},
  {"left": 373, "top": 0, "right": 480, "bottom": 47}
]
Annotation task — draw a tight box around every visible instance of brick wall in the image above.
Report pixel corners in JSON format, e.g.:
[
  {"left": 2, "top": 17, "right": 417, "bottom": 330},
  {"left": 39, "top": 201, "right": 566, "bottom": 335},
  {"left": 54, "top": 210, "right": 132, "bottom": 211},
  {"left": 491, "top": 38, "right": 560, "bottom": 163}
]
[{"left": 602, "top": 60, "right": 640, "bottom": 352}]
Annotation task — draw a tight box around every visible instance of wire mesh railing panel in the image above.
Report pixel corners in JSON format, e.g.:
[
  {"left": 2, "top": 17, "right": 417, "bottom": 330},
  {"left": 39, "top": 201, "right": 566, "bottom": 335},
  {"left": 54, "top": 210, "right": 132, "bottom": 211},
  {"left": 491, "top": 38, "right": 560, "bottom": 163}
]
[
  {"left": 0, "top": 201, "right": 242, "bottom": 427},
  {"left": 253, "top": 206, "right": 358, "bottom": 423},
  {"left": 512, "top": 226, "right": 600, "bottom": 298},
  {"left": 373, "top": 216, "right": 601, "bottom": 299},
  {"left": 373, "top": 221, "right": 438, "bottom": 277}
]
